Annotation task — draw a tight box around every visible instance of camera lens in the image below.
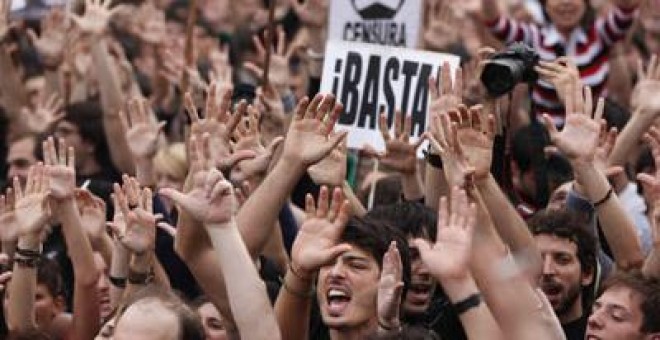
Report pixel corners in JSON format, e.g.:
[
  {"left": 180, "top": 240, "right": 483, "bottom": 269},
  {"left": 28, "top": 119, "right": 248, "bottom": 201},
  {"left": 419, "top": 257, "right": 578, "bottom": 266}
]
[{"left": 481, "top": 59, "right": 526, "bottom": 97}]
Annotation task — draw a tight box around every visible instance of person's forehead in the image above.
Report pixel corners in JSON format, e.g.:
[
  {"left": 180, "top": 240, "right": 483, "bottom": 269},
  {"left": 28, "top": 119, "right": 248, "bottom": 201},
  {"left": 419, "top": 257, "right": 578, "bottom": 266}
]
[
  {"left": 338, "top": 246, "right": 377, "bottom": 263},
  {"left": 597, "top": 286, "right": 642, "bottom": 313},
  {"left": 535, "top": 234, "right": 579, "bottom": 255},
  {"left": 8, "top": 137, "right": 37, "bottom": 156}
]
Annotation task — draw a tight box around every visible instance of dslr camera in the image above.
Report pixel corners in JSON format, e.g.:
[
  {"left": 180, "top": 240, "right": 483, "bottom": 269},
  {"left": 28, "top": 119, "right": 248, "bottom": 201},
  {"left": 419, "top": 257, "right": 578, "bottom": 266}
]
[{"left": 481, "top": 43, "right": 540, "bottom": 97}]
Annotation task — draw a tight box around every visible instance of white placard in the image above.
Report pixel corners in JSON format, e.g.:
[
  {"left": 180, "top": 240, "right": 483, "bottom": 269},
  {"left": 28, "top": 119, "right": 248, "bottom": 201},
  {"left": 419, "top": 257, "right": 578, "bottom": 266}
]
[
  {"left": 328, "top": 0, "right": 423, "bottom": 48},
  {"left": 320, "top": 40, "right": 460, "bottom": 156}
]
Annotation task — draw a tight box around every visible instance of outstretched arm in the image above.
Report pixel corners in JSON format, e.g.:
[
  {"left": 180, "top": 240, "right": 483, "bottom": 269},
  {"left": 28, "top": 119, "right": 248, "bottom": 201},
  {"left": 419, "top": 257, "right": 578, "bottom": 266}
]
[
  {"left": 237, "top": 94, "right": 346, "bottom": 259},
  {"left": 71, "top": 0, "right": 135, "bottom": 173},
  {"left": 414, "top": 187, "right": 502, "bottom": 340},
  {"left": 44, "top": 137, "right": 100, "bottom": 340},
  {"left": 542, "top": 83, "right": 644, "bottom": 270},
  {"left": 7, "top": 165, "right": 51, "bottom": 332},
  {"left": 160, "top": 136, "right": 281, "bottom": 340}
]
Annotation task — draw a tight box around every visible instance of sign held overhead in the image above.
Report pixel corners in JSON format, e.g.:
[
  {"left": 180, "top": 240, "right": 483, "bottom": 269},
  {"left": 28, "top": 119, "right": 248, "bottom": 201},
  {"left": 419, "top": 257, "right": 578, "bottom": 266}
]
[
  {"left": 320, "top": 40, "right": 460, "bottom": 155},
  {"left": 328, "top": 0, "right": 423, "bottom": 48}
]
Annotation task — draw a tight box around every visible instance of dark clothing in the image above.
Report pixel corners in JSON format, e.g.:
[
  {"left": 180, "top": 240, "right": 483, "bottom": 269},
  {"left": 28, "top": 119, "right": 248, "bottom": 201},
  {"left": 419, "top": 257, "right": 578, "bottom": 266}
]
[{"left": 563, "top": 315, "right": 588, "bottom": 340}]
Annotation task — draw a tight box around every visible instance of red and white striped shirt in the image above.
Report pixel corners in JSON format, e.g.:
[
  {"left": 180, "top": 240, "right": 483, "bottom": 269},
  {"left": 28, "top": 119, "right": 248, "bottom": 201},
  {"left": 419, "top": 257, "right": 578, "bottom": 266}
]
[{"left": 485, "top": 6, "right": 638, "bottom": 124}]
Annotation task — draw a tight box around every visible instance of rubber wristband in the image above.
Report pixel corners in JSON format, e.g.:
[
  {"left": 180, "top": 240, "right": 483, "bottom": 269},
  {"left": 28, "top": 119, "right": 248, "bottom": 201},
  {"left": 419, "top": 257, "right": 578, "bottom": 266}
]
[
  {"left": 14, "top": 256, "right": 40, "bottom": 268},
  {"left": 452, "top": 293, "right": 482, "bottom": 315},
  {"left": 593, "top": 187, "right": 614, "bottom": 208},
  {"left": 109, "top": 276, "right": 127, "bottom": 288},
  {"left": 16, "top": 247, "right": 42, "bottom": 258}
]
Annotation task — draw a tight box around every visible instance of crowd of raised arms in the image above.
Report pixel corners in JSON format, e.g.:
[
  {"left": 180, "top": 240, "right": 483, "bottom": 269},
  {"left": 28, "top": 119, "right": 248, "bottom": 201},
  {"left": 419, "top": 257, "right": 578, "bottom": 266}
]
[{"left": 0, "top": 0, "right": 660, "bottom": 339}]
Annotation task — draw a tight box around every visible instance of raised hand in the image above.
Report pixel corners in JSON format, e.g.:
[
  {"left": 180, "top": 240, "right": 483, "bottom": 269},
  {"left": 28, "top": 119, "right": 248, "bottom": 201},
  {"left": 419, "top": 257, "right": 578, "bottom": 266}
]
[
  {"left": 377, "top": 242, "right": 404, "bottom": 331},
  {"left": 594, "top": 123, "right": 623, "bottom": 177},
  {"left": 256, "top": 84, "right": 288, "bottom": 142},
  {"left": 22, "top": 93, "right": 65, "bottom": 134},
  {"left": 119, "top": 98, "right": 165, "bottom": 160},
  {"left": 535, "top": 57, "right": 582, "bottom": 106},
  {"left": 423, "top": 1, "right": 460, "bottom": 51},
  {"left": 185, "top": 85, "right": 248, "bottom": 170},
  {"left": 27, "top": 10, "right": 69, "bottom": 68},
  {"left": 308, "top": 138, "right": 347, "bottom": 187},
  {"left": 43, "top": 137, "right": 76, "bottom": 200},
  {"left": 291, "top": 186, "right": 352, "bottom": 278},
  {"left": 282, "top": 94, "right": 347, "bottom": 166},
  {"left": 638, "top": 127, "right": 660, "bottom": 222},
  {"left": 231, "top": 105, "right": 283, "bottom": 183},
  {"left": 70, "top": 0, "right": 124, "bottom": 36},
  {"left": 14, "top": 164, "right": 51, "bottom": 237},
  {"left": 0, "top": 0, "right": 16, "bottom": 40},
  {"left": 451, "top": 105, "right": 495, "bottom": 180},
  {"left": 290, "top": 0, "right": 328, "bottom": 28},
  {"left": 244, "top": 26, "right": 291, "bottom": 93},
  {"left": 364, "top": 110, "right": 425, "bottom": 175},
  {"left": 427, "top": 116, "right": 469, "bottom": 188},
  {"left": 429, "top": 62, "right": 463, "bottom": 121},
  {"left": 632, "top": 54, "right": 660, "bottom": 113},
  {"left": 111, "top": 179, "right": 157, "bottom": 255},
  {"left": 75, "top": 189, "right": 107, "bottom": 245},
  {"left": 131, "top": 3, "right": 167, "bottom": 45},
  {"left": 0, "top": 189, "right": 19, "bottom": 242},
  {"left": 414, "top": 187, "right": 477, "bottom": 281},
  {"left": 542, "top": 83, "right": 604, "bottom": 163},
  {"left": 160, "top": 134, "right": 237, "bottom": 226}
]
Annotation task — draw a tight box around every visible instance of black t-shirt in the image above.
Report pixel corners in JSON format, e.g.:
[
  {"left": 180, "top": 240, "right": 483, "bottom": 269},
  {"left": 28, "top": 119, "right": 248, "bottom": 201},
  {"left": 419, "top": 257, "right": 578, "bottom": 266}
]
[{"left": 563, "top": 315, "right": 588, "bottom": 340}]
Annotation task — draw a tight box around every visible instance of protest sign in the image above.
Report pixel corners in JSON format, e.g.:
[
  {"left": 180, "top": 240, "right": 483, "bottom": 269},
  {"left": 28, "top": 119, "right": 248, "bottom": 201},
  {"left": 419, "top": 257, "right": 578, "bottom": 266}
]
[
  {"left": 328, "top": 0, "right": 423, "bottom": 48},
  {"left": 320, "top": 40, "right": 460, "bottom": 156}
]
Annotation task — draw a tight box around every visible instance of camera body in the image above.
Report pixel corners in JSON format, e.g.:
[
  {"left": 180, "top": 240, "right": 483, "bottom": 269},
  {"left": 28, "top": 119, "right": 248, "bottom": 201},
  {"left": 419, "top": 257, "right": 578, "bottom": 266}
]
[{"left": 481, "top": 43, "right": 540, "bottom": 97}]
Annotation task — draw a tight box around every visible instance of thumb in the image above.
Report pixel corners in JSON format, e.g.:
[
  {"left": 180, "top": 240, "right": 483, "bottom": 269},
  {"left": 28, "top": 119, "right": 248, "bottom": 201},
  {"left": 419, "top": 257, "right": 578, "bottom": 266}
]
[
  {"left": 317, "top": 131, "right": 347, "bottom": 158},
  {"left": 637, "top": 173, "right": 656, "bottom": 187},
  {"left": 541, "top": 114, "right": 558, "bottom": 140},
  {"left": 413, "top": 238, "right": 432, "bottom": 255},
  {"left": 266, "top": 136, "right": 284, "bottom": 155},
  {"left": 605, "top": 166, "right": 624, "bottom": 178},
  {"left": 321, "top": 244, "right": 352, "bottom": 263},
  {"left": 158, "top": 188, "right": 196, "bottom": 214},
  {"left": 157, "top": 221, "right": 177, "bottom": 237},
  {"left": 362, "top": 143, "right": 383, "bottom": 158},
  {"left": 220, "top": 150, "right": 257, "bottom": 170}
]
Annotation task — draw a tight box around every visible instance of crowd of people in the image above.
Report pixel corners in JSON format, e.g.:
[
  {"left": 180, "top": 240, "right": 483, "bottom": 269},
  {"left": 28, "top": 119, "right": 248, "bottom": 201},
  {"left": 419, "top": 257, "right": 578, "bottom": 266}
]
[{"left": 0, "top": 0, "right": 659, "bottom": 338}]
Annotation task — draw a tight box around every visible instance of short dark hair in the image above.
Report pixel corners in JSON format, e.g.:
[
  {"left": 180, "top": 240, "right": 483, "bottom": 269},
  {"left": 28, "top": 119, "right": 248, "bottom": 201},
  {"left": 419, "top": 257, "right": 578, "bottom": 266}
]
[
  {"left": 600, "top": 271, "right": 660, "bottom": 334},
  {"left": 340, "top": 216, "right": 412, "bottom": 297},
  {"left": 528, "top": 209, "right": 597, "bottom": 277},
  {"left": 366, "top": 201, "right": 438, "bottom": 241},
  {"left": 61, "top": 101, "right": 115, "bottom": 171},
  {"left": 37, "top": 257, "right": 65, "bottom": 299}
]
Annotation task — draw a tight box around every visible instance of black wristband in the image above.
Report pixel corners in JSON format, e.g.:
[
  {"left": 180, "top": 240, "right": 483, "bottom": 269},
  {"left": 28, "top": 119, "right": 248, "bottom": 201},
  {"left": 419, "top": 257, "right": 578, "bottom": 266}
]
[
  {"left": 16, "top": 247, "right": 41, "bottom": 259},
  {"left": 452, "top": 293, "right": 482, "bottom": 315},
  {"left": 593, "top": 187, "right": 613, "bottom": 207},
  {"left": 14, "top": 256, "right": 41, "bottom": 268},
  {"left": 128, "top": 269, "right": 154, "bottom": 285},
  {"left": 109, "top": 276, "right": 127, "bottom": 288}
]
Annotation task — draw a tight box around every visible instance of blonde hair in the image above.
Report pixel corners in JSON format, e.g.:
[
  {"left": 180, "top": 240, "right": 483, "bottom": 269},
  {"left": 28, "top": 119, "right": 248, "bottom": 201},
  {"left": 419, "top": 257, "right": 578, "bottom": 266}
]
[{"left": 153, "top": 143, "right": 188, "bottom": 182}]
